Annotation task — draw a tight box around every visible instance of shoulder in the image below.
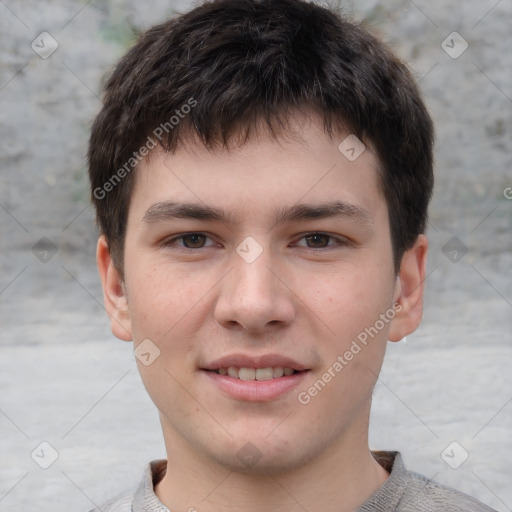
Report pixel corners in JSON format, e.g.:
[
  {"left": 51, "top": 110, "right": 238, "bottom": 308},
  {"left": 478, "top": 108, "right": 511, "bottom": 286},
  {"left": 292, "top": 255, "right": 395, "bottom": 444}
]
[
  {"left": 88, "top": 490, "right": 134, "bottom": 512},
  {"left": 398, "top": 466, "right": 497, "bottom": 512},
  {"left": 363, "top": 451, "right": 497, "bottom": 512},
  {"left": 87, "top": 459, "right": 168, "bottom": 512}
]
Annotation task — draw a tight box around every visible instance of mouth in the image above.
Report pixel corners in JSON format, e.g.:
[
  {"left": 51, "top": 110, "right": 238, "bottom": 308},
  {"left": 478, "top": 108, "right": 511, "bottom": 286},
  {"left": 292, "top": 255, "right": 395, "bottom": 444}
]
[
  {"left": 200, "top": 354, "right": 310, "bottom": 401},
  {"left": 207, "top": 366, "right": 301, "bottom": 380}
]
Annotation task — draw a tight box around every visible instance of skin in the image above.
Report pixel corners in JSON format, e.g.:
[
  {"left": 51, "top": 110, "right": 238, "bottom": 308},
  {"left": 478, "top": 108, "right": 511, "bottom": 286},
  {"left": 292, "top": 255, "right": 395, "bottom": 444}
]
[{"left": 97, "top": 113, "right": 428, "bottom": 512}]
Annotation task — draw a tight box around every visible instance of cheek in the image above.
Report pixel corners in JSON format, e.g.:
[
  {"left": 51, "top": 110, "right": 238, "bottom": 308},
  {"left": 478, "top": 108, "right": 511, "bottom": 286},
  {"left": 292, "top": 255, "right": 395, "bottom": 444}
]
[
  {"left": 126, "top": 261, "right": 213, "bottom": 338},
  {"left": 127, "top": 265, "right": 209, "bottom": 411},
  {"left": 305, "top": 262, "right": 394, "bottom": 342},
  {"left": 301, "top": 268, "right": 391, "bottom": 419}
]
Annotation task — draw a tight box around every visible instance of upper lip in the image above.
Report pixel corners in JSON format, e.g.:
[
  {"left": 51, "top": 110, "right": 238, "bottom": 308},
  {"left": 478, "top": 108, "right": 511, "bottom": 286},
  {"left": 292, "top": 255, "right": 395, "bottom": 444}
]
[{"left": 201, "top": 353, "right": 309, "bottom": 371}]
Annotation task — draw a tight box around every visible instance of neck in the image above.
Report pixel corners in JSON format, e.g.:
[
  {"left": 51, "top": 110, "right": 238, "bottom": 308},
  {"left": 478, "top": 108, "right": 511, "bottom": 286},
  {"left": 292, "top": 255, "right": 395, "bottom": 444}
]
[{"left": 155, "top": 415, "right": 389, "bottom": 512}]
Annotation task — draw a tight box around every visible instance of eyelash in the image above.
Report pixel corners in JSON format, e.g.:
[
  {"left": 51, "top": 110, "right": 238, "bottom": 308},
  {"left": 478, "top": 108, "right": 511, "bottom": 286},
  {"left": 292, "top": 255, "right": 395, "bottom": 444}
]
[{"left": 161, "top": 232, "right": 349, "bottom": 250}]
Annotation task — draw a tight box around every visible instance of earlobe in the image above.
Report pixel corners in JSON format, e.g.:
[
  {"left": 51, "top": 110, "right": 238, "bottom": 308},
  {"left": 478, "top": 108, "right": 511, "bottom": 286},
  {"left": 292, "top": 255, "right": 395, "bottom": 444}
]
[
  {"left": 388, "top": 234, "right": 428, "bottom": 342},
  {"left": 96, "top": 235, "right": 133, "bottom": 341}
]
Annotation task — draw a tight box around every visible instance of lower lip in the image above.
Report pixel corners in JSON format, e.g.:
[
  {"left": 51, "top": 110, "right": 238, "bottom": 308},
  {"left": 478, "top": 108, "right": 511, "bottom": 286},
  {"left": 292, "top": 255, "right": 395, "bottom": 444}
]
[{"left": 202, "top": 370, "right": 309, "bottom": 401}]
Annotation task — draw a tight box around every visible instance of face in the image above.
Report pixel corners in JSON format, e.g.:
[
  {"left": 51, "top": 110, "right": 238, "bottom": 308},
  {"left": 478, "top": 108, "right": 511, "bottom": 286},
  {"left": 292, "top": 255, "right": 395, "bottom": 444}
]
[{"left": 98, "top": 114, "right": 427, "bottom": 475}]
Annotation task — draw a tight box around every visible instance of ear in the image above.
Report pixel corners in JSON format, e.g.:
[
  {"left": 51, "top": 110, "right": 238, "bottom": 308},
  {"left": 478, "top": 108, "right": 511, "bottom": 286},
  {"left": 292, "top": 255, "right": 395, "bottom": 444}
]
[
  {"left": 388, "top": 234, "right": 428, "bottom": 342},
  {"left": 96, "top": 235, "right": 132, "bottom": 341}
]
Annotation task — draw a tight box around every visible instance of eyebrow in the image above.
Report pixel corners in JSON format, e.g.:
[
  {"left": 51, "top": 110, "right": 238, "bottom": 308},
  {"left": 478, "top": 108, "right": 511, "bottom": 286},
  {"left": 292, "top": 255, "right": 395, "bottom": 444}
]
[{"left": 142, "top": 200, "right": 374, "bottom": 229}]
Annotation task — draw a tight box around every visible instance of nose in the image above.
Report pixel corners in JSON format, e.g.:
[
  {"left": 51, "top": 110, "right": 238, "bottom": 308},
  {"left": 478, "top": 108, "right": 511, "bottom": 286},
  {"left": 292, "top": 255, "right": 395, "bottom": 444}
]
[{"left": 213, "top": 248, "right": 296, "bottom": 332}]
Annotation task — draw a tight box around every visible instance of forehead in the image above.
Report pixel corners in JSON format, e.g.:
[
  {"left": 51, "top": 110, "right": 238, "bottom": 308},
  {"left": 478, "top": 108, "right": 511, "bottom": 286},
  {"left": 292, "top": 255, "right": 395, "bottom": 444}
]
[{"left": 130, "top": 114, "right": 386, "bottom": 226}]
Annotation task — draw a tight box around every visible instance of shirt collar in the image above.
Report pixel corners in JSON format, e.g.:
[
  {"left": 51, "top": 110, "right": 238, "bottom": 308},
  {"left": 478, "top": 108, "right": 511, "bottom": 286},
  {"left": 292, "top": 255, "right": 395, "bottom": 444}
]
[
  {"left": 133, "top": 459, "right": 169, "bottom": 512},
  {"left": 132, "top": 451, "right": 405, "bottom": 512},
  {"left": 356, "top": 451, "right": 408, "bottom": 511}
]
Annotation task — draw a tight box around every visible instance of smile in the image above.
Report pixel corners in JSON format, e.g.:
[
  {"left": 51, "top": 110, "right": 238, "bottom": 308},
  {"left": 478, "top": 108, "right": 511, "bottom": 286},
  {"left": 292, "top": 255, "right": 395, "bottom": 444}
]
[
  {"left": 202, "top": 369, "right": 309, "bottom": 401},
  {"left": 212, "top": 366, "right": 297, "bottom": 380}
]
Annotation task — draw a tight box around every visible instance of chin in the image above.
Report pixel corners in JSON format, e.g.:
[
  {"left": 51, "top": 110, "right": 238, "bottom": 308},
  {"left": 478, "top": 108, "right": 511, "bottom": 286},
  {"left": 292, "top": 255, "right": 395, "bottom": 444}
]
[
  {"left": 207, "top": 435, "right": 318, "bottom": 476},
  {"left": 220, "top": 451, "right": 305, "bottom": 476}
]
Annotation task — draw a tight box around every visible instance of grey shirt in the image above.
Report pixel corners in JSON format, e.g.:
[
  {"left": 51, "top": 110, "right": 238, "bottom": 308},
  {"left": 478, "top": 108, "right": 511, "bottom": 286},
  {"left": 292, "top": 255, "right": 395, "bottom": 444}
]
[{"left": 90, "top": 451, "right": 497, "bottom": 511}]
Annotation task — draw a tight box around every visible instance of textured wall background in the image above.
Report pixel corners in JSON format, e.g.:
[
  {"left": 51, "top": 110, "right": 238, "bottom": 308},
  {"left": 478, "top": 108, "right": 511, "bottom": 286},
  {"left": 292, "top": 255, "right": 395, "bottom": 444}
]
[{"left": 1, "top": 1, "right": 511, "bottom": 511}]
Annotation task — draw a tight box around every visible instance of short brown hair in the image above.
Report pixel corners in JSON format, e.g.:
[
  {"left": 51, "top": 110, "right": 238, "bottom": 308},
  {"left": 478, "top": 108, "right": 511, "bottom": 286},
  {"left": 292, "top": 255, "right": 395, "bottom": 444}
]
[{"left": 88, "top": 0, "right": 434, "bottom": 275}]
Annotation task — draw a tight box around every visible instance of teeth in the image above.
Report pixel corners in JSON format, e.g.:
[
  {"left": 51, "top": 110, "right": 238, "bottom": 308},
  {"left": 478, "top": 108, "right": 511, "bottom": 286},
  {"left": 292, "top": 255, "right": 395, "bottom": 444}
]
[
  {"left": 239, "top": 368, "right": 256, "bottom": 381},
  {"left": 255, "top": 368, "right": 273, "bottom": 381},
  {"left": 273, "top": 366, "right": 284, "bottom": 378},
  {"left": 216, "top": 366, "right": 297, "bottom": 380}
]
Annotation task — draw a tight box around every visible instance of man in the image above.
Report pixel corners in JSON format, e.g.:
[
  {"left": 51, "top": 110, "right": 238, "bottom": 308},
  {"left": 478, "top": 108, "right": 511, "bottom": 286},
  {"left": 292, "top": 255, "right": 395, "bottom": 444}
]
[{"left": 88, "top": 0, "right": 496, "bottom": 510}]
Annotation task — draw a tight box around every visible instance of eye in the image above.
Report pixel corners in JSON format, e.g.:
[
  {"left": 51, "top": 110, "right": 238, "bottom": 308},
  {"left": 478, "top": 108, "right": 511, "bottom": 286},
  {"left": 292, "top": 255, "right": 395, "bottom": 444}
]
[
  {"left": 163, "top": 233, "right": 215, "bottom": 249},
  {"left": 295, "top": 233, "right": 346, "bottom": 249}
]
